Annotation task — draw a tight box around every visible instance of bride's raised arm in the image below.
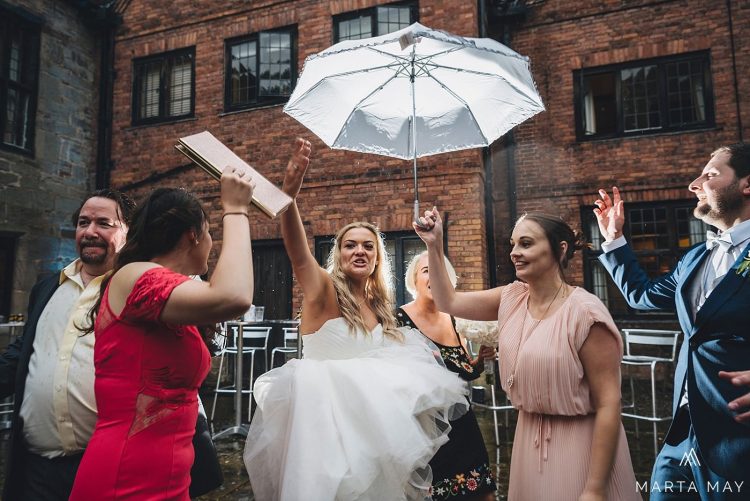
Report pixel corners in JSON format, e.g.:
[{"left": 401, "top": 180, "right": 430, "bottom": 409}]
[{"left": 280, "top": 139, "right": 332, "bottom": 307}]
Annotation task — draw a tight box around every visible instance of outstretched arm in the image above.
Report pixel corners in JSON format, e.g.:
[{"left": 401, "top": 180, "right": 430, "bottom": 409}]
[
  {"left": 142, "top": 165, "right": 256, "bottom": 324},
  {"left": 414, "top": 207, "right": 502, "bottom": 321},
  {"left": 280, "top": 138, "right": 330, "bottom": 304},
  {"left": 595, "top": 187, "right": 678, "bottom": 311}
]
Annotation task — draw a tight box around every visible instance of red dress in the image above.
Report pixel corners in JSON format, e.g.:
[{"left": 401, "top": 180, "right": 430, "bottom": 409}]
[{"left": 70, "top": 268, "right": 211, "bottom": 500}]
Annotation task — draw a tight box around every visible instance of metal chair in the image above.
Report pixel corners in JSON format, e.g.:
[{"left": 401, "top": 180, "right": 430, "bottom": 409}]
[
  {"left": 210, "top": 324, "right": 271, "bottom": 426},
  {"left": 620, "top": 328, "right": 682, "bottom": 455},
  {"left": 270, "top": 327, "right": 299, "bottom": 368},
  {"left": 466, "top": 340, "right": 515, "bottom": 447}
]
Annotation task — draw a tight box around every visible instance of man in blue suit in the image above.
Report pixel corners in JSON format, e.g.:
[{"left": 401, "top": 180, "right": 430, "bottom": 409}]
[{"left": 594, "top": 143, "right": 750, "bottom": 500}]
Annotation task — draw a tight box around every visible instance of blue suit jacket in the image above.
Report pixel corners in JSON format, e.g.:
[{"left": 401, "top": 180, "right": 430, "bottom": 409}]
[{"left": 600, "top": 242, "right": 750, "bottom": 481}]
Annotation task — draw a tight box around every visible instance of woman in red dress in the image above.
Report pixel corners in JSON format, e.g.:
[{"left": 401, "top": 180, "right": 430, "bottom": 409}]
[{"left": 68, "top": 157, "right": 271, "bottom": 500}]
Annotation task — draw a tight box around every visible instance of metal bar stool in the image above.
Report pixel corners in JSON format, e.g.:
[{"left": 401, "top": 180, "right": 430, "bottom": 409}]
[
  {"left": 270, "top": 327, "right": 299, "bottom": 368},
  {"left": 210, "top": 322, "right": 271, "bottom": 436},
  {"left": 466, "top": 340, "right": 515, "bottom": 447},
  {"left": 620, "top": 328, "right": 682, "bottom": 456}
]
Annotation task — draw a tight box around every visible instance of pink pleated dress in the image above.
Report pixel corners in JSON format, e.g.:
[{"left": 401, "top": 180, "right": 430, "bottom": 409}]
[{"left": 497, "top": 281, "right": 640, "bottom": 501}]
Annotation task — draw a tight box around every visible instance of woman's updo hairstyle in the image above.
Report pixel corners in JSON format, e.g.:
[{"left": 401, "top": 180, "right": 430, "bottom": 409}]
[{"left": 515, "top": 212, "right": 586, "bottom": 271}]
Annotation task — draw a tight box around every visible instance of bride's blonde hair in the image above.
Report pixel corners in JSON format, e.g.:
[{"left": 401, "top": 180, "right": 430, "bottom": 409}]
[{"left": 326, "top": 222, "right": 402, "bottom": 341}]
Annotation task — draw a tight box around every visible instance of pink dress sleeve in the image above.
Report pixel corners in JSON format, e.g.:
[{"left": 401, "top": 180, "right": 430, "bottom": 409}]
[
  {"left": 571, "top": 292, "right": 623, "bottom": 357},
  {"left": 121, "top": 267, "right": 191, "bottom": 329}
]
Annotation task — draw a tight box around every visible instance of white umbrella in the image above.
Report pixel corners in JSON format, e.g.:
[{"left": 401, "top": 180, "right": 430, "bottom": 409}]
[{"left": 284, "top": 22, "right": 544, "bottom": 221}]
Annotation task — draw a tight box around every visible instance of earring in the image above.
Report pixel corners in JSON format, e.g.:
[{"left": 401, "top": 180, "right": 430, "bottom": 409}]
[{"left": 194, "top": 239, "right": 200, "bottom": 246}]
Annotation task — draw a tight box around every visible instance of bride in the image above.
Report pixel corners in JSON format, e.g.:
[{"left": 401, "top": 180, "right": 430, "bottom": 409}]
[{"left": 243, "top": 139, "right": 468, "bottom": 501}]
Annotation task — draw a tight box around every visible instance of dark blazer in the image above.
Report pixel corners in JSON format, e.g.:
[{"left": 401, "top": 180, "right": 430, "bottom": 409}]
[
  {"left": 0, "top": 273, "right": 59, "bottom": 500},
  {"left": 600, "top": 242, "right": 750, "bottom": 480}
]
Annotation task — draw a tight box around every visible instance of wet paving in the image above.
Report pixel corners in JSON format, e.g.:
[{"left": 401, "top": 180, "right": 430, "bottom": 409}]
[
  {"left": 194, "top": 370, "right": 665, "bottom": 500},
  {"left": 0, "top": 368, "right": 667, "bottom": 500}
]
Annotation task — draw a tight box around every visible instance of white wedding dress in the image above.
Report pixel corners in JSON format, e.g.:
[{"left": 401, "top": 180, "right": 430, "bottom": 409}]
[{"left": 244, "top": 317, "right": 469, "bottom": 501}]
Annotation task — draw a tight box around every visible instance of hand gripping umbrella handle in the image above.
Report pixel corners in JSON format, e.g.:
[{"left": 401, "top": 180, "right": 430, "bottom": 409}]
[{"left": 413, "top": 199, "right": 429, "bottom": 230}]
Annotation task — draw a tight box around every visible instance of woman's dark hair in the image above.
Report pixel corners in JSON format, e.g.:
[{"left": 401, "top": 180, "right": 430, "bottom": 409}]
[
  {"left": 116, "top": 188, "right": 206, "bottom": 266},
  {"left": 83, "top": 188, "right": 207, "bottom": 336},
  {"left": 515, "top": 212, "right": 586, "bottom": 273}
]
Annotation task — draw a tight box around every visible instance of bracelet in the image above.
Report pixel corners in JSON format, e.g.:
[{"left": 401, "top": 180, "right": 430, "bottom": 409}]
[{"left": 222, "top": 211, "right": 250, "bottom": 221}]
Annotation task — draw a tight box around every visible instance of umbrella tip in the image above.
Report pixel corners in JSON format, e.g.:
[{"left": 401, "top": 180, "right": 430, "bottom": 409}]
[{"left": 399, "top": 32, "right": 420, "bottom": 50}]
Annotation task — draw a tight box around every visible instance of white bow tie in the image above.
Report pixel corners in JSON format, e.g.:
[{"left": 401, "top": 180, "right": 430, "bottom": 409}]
[{"left": 705, "top": 230, "right": 733, "bottom": 250}]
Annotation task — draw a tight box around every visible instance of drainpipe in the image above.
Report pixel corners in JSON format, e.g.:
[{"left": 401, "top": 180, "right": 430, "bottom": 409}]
[
  {"left": 726, "top": 0, "right": 743, "bottom": 142},
  {"left": 478, "top": 0, "right": 498, "bottom": 287},
  {"left": 95, "top": 15, "right": 118, "bottom": 189}
]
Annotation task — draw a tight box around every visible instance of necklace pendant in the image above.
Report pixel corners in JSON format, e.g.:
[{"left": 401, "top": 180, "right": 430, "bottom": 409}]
[{"left": 506, "top": 374, "right": 514, "bottom": 389}]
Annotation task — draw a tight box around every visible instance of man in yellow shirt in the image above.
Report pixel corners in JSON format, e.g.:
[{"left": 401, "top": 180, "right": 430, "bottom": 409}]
[{"left": 0, "top": 189, "right": 134, "bottom": 500}]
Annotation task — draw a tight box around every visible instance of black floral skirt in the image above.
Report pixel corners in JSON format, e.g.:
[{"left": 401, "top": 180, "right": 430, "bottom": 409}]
[{"left": 429, "top": 407, "right": 496, "bottom": 500}]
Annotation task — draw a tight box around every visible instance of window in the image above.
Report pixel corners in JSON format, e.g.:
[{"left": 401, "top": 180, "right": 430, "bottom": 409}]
[
  {"left": 581, "top": 202, "right": 709, "bottom": 318},
  {"left": 224, "top": 27, "right": 296, "bottom": 111},
  {"left": 574, "top": 52, "right": 713, "bottom": 140},
  {"left": 132, "top": 48, "right": 194, "bottom": 125},
  {"left": 316, "top": 231, "right": 425, "bottom": 306},
  {"left": 0, "top": 6, "right": 40, "bottom": 154},
  {"left": 333, "top": 1, "right": 417, "bottom": 43}
]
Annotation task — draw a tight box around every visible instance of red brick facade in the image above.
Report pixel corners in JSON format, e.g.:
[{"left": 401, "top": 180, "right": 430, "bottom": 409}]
[{"left": 109, "top": 1, "right": 749, "bottom": 321}]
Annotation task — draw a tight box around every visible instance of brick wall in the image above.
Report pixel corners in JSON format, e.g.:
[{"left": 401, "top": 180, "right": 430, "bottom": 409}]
[
  {"left": 0, "top": 0, "right": 101, "bottom": 316},
  {"left": 111, "top": 0, "right": 489, "bottom": 315},
  {"left": 489, "top": 0, "right": 748, "bottom": 289}
]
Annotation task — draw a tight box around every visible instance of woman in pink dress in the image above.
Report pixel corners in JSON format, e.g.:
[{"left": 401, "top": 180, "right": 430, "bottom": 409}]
[
  {"left": 68, "top": 155, "right": 266, "bottom": 500},
  {"left": 415, "top": 209, "right": 640, "bottom": 501}
]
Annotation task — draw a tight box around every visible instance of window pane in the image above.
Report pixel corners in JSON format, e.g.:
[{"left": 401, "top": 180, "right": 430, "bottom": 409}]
[
  {"left": 3, "top": 88, "right": 30, "bottom": 148},
  {"left": 582, "top": 72, "right": 616, "bottom": 135},
  {"left": 337, "top": 15, "right": 372, "bottom": 41},
  {"left": 231, "top": 41, "right": 257, "bottom": 106},
  {"left": 139, "top": 62, "right": 161, "bottom": 119},
  {"left": 169, "top": 56, "right": 192, "bottom": 116},
  {"left": 376, "top": 6, "right": 412, "bottom": 35},
  {"left": 8, "top": 34, "right": 21, "bottom": 82},
  {"left": 621, "top": 65, "right": 660, "bottom": 132},
  {"left": 260, "top": 32, "right": 292, "bottom": 97},
  {"left": 665, "top": 59, "right": 706, "bottom": 126}
]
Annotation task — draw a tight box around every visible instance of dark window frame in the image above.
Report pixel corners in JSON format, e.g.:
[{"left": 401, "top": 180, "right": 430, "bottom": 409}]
[
  {"left": 332, "top": 1, "right": 418, "bottom": 43},
  {"left": 580, "top": 201, "right": 710, "bottom": 320},
  {"left": 573, "top": 51, "right": 714, "bottom": 141},
  {"left": 223, "top": 25, "right": 298, "bottom": 112},
  {"left": 0, "top": 231, "right": 22, "bottom": 318},
  {"left": 131, "top": 47, "right": 195, "bottom": 126},
  {"left": 0, "top": 4, "right": 41, "bottom": 155}
]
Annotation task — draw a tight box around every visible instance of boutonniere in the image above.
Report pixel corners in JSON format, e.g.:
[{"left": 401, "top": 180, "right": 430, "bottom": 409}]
[{"left": 737, "top": 250, "right": 750, "bottom": 277}]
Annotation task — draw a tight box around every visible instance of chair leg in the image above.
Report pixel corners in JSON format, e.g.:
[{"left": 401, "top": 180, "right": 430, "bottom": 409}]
[
  {"left": 210, "top": 350, "right": 226, "bottom": 427},
  {"left": 651, "top": 363, "right": 658, "bottom": 456},
  {"left": 629, "top": 375, "right": 640, "bottom": 439},
  {"left": 247, "top": 352, "right": 255, "bottom": 422},
  {"left": 489, "top": 384, "right": 500, "bottom": 448}
]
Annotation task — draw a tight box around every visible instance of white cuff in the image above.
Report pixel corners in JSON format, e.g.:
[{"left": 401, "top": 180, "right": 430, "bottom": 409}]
[{"left": 600, "top": 235, "right": 627, "bottom": 253}]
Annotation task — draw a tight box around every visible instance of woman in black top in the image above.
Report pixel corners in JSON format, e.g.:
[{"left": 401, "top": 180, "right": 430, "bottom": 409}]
[{"left": 397, "top": 251, "right": 497, "bottom": 501}]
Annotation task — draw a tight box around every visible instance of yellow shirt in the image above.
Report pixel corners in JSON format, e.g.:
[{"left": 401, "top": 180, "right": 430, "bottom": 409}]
[{"left": 20, "top": 260, "right": 107, "bottom": 458}]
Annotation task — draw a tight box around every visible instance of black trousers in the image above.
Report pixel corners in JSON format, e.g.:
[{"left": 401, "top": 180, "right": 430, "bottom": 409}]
[{"left": 18, "top": 448, "right": 83, "bottom": 501}]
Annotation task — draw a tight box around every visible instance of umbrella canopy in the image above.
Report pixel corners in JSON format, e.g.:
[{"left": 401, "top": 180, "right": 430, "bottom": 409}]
[{"left": 284, "top": 22, "right": 545, "bottom": 218}]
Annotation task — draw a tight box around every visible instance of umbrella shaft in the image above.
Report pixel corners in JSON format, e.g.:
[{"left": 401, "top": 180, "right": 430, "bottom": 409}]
[{"left": 411, "top": 44, "right": 418, "bottom": 200}]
